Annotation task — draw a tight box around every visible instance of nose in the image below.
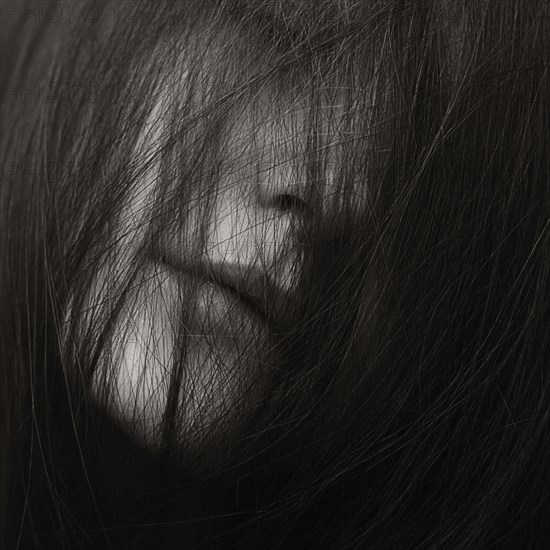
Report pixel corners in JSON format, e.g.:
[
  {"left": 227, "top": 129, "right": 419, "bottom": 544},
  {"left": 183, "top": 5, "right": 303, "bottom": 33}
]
[{"left": 202, "top": 164, "right": 307, "bottom": 294}]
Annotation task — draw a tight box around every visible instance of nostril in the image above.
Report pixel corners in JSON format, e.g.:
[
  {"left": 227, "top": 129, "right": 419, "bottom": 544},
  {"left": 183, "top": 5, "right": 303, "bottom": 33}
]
[{"left": 273, "top": 193, "right": 308, "bottom": 212}]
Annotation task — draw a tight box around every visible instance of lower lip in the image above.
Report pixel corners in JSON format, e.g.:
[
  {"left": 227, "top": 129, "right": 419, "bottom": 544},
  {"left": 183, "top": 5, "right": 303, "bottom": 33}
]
[
  {"left": 157, "top": 265, "right": 268, "bottom": 341},
  {"left": 186, "top": 281, "right": 266, "bottom": 337}
]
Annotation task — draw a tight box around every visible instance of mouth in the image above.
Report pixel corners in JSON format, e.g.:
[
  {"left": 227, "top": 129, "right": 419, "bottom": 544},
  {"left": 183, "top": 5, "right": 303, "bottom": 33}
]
[{"left": 156, "top": 253, "right": 292, "bottom": 330}]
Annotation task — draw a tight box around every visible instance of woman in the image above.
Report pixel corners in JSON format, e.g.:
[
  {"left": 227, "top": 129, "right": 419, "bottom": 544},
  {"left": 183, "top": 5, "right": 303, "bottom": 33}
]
[{"left": 1, "top": 1, "right": 549, "bottom": 548}]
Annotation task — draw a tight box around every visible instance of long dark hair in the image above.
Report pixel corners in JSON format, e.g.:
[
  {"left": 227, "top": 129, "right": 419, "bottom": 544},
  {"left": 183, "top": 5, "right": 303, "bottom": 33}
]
[{"left": 2, "top": 1, "right": 549, "bottom": 548}]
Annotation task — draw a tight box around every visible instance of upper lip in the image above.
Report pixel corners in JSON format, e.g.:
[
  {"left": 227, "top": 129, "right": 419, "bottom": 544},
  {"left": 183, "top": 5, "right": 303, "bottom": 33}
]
[{"left": 156, "top": 252, "right": 293, "bottom": 328}]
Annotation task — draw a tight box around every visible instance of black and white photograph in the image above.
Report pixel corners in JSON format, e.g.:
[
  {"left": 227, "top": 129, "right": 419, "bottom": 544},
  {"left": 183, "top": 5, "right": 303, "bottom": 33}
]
[{"left": 1, "top": 1, "right": 549, "bottom": 548}]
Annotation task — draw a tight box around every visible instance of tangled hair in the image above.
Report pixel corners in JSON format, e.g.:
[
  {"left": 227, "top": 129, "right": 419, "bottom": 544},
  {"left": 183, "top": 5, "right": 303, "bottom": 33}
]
[{"left": 1, "top": 0, "right": 549, "bottom": 548}]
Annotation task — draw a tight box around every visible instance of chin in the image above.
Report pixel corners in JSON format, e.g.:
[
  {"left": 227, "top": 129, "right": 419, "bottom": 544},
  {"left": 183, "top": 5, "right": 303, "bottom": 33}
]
[{"left": 78, "top": 257, "right": 275, "bottom": 466}]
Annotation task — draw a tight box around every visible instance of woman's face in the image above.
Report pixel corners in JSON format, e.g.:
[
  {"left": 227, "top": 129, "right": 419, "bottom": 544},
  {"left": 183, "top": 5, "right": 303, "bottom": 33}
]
[
  {"left": 73, "top": 87, "right": 343, "bottom": 460},
  {"left": 60, "top": 14, "right": 355, "bottom": 461}
]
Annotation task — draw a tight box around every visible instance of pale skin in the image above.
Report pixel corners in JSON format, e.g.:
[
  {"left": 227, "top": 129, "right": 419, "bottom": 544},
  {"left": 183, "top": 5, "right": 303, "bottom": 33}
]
[
  {"left": 68, "top": 38, "right": 352, "bottom": 462},
  {"left": 78, "top": 94, "right": 309, "bottom": 459}
]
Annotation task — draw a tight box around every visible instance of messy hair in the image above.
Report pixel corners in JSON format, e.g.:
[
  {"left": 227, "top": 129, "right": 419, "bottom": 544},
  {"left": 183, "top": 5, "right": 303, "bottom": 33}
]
[{"left": 1, "top": 1, "right": 549, "bottom": 548}]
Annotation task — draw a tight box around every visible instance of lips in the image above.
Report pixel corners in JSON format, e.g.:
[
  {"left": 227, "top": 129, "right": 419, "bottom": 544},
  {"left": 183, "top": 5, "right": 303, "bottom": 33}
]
[{"left": 157, "top": 253, "right": 293, "bottom": 329}]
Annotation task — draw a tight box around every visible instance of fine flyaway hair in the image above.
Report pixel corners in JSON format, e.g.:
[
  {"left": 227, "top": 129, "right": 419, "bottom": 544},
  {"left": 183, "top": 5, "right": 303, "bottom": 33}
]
[{"left": 1, "top": 1, "right": 549, "bottom": 548}]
